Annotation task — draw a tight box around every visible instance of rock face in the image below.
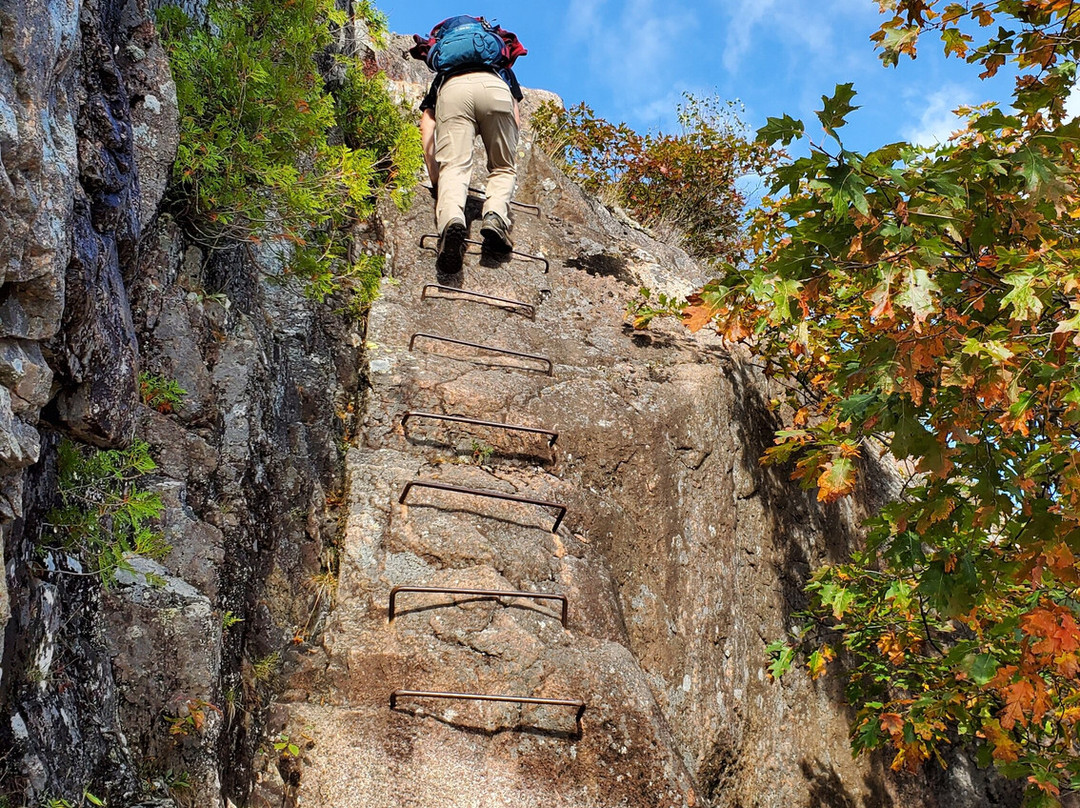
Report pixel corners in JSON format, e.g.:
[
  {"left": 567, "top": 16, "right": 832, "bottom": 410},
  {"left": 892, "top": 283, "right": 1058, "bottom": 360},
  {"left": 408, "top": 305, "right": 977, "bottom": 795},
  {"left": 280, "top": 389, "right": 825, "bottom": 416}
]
[{"left": 254, "top": 46, "right": 1017, "bottom": 808}]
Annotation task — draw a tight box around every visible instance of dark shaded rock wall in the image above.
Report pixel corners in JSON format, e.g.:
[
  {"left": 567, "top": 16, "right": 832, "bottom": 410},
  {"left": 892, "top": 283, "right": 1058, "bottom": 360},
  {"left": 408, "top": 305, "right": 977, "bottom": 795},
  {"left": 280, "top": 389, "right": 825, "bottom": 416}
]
[{"left": 0, "top": 0, "right": 363, "bottom": 805}]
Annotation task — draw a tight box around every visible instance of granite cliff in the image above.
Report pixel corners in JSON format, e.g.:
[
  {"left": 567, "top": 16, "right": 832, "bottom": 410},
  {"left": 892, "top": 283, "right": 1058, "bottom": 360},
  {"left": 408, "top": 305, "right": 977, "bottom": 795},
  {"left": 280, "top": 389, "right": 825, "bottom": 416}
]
[{"left": 0, "top": 4, "right": 1022, "bottom": 807}]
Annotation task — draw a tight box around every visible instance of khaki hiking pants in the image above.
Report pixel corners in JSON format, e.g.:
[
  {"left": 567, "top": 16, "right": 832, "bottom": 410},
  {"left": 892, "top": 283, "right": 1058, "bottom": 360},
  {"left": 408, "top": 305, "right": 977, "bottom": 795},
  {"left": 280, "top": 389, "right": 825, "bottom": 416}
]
[{"left": 434, "top": 71, "right": 519, "bottom": 235}]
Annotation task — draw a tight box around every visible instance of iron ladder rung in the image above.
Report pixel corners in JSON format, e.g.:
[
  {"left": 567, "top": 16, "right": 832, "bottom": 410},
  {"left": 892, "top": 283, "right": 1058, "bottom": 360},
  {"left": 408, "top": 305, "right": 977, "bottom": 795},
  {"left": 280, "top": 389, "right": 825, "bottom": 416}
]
[
  {"left": 419, "top": 234, "right": 550, "bottom": 273},
  {"left": 421, "top": 284, "right": 536, "bottom": 317},
  {"left": 398, "top": 479, "right": 568, "bottom": 533},
  {"left": 402, "top": 411, "right": 558, "bottom": 447},
  {"left": 390, "top": 689, "right": 586, "bottom": 730},
  {"left": 408, "top": 333, "right": 553, "bottom": 376},
  {"left": 388, "top": 585, "right": 568, "bottom": 626}
]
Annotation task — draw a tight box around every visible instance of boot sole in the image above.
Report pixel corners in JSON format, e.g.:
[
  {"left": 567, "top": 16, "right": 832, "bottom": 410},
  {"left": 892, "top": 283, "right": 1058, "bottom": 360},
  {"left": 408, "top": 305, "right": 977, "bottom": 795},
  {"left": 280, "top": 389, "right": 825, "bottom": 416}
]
[
  {"left": 480, "top": 225, "right": 512, "bottom": 253},
  {"left": 436, "top": 225, "right": 466, "bottom": 274}
]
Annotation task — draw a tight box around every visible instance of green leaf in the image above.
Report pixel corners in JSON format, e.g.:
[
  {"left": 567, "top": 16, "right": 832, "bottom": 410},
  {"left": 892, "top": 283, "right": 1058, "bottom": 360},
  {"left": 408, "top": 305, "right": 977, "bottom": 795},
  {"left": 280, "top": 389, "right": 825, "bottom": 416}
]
[
  {"left": 1015, "top": 145, "right": 1061, "bottom": 194},
  {"left": 818, "top": 581, "right": 856, "bottom": 620},
  {"left": 968, "top": 653, "right": 999, "bottom": 686},
  {"left": 918, "top": 558, "right": 978, "bottom": 617},
  {"left": 817, "top": 83, "right": 860, "bottom": 139},
  {"left": 838, "top": 392, "right": 878, "bottom": 420},
  {"left": 758, "top": 114, "right": 805, "bottom": 147},
  {"left": 1001, "top": 271, "right": 1044, "bottom": 320},
  {"left": 895, "top": 268, "right": 940, "bottom": 322},
  {"left": 817, "top": 162, "right": 870, "bottom": 216},
  {"left": 879, "top": 25, "right": 919, "bottom": 62},
  {"left": 766, "top": 640, "right": 796, "bottom": 679}
]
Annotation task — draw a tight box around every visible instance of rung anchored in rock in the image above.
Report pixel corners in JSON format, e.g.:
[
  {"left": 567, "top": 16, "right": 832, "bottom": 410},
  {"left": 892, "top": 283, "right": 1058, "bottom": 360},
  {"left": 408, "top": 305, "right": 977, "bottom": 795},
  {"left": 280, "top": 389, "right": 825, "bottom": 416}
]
[
  {"left": 409, "top": 333, "right": 553, "bottom": 375},
  {"left": 420, "top": 185, "right": 544, "bottom": 218},
  {"left": 398, "top": 480, "right": 568, "bottom": 533},
  {"left": 421, "top": 284, "right": 536, "bottom": 317},
  {"left": 402, "top": 411, "right": 558, "bottom": 447},
  {"left": 389, "top": 585, "right": 569, "bottom": 627},
  {"left": 419, "top": 234, "right": 550, "bottom": 272},
  {"left": 390, "top": 689, "right": 586, "bottom": 732}
]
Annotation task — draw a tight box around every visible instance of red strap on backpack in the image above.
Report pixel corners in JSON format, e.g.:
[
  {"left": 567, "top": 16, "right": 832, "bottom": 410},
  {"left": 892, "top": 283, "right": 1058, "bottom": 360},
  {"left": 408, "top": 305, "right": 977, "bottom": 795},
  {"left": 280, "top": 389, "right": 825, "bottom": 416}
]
[{"left": 493, "top": 27, "right": 527, "bottom": 66}]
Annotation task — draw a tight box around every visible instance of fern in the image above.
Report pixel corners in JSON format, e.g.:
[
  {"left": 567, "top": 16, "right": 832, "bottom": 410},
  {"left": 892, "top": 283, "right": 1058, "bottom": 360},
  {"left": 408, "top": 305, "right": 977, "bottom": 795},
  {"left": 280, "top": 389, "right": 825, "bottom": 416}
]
[{"left": 45, "top": 440, "right": 169, "bottom": 586}]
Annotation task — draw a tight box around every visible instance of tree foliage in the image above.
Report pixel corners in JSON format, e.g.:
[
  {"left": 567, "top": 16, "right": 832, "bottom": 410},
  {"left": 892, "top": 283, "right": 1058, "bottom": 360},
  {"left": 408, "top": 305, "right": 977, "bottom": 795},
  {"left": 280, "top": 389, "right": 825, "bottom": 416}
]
[
  {"left": 644, "top": 1, "right": 1080, "bottom": 802},
  {"left": 158, "top": 0, "right": 421, "bottom": 302},
  {"left": 532, "top": 95, "right": 775, "bottom": 264}
]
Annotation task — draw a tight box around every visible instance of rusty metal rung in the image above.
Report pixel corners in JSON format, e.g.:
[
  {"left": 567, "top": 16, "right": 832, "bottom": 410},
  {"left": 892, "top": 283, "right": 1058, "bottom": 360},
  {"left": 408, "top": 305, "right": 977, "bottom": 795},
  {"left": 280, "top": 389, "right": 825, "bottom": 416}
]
[
  {"left": 419, "top": 234, "right": 550, "bottom": 273},
  {"left": 389, "top": 585, "right": 568, "bottom": 626},
  {"left": 402, "top": 411, "right": 558, "bottom": 447},
  {"left": 398, "top": 480, "right": 568, "bottom": 533},
  {"left": 408, "top": 333, "right": 553, "bottom": 376},
  {"left": 421, "top": 284, "right": 535, "bottom": 317},
  {"left": 420, "top": 184, "right": 543, "bottom": 217},
  {"left": 390, "top": 689, "right": 586, "bottom": 729},
  {"left": 467, "top": 187, "right": 544, "bottom": 217}
]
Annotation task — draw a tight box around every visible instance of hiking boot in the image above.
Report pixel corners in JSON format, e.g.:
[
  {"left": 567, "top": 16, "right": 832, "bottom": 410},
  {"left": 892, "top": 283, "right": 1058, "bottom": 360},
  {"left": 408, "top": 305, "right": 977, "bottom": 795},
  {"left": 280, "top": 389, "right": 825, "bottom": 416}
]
[
  {"left": 479, "top": 212, "right": 513, "bottom": 253},
  {"left": 436, "top": 220, "right": 467, "bottom": 275}
]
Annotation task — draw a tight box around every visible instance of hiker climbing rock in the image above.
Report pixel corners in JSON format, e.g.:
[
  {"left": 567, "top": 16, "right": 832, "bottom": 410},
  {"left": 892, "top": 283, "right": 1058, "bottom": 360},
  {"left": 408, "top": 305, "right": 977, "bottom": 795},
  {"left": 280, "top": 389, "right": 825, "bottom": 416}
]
[{"left": 410, "top": 16, "right": 527, "bottom": 274}]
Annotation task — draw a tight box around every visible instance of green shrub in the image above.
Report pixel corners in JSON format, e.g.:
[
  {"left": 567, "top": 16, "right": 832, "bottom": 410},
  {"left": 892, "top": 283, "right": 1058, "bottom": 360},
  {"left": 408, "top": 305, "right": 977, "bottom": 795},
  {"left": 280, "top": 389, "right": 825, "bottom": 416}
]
[
  {"left": 138, "top": 372, "right": 187, "bottom": 414},
  {"left": 158, "top": 0, "right": 421, "bottom": 303},
  {"left": 45, "top": 440, "right": 169, "bottom": 586},
  {"left": 336, "top": 63, "right": 425, "bottom": 211}
]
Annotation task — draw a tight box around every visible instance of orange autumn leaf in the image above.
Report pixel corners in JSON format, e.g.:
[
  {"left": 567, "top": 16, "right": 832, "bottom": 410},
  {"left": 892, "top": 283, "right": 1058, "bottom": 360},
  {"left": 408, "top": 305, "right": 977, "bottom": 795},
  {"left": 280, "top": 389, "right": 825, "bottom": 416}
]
[
  {"left": 682, "top": 297, "right": 718, "bottom": 333},
  {"left": 721, "top": 315, "right": 751, "bottom": 342},
  {"left": 1044, "top": 542, "right": 1078, "bottom": 581},
  {"left": 998, "top": 676, "right": 1049, "bottom": 729},
  {"left": 1022, "top": 606, "right": 1080, "bottom": 656},
  {"left": 817, "top": 456, "right": 857, "bottom": 502},
  {"left": 891, "top": 742, "right": 929, "bottom": 773},
  {"left": 1055, "top": 652, "right": 1079, "bottom": 678},
  {"left": 981, "top": 720, "right": 1021, "bottom": 762},
  {"left": 880, "top": 712, "right": 905, "bottom": 739}
]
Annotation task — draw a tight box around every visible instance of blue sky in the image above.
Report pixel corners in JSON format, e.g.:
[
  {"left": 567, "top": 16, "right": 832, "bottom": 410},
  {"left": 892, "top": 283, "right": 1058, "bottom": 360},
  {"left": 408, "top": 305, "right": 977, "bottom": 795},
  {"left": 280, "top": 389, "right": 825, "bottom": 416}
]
[{"left": 380, "top": 1, "right": 1023, "bottom": 152}]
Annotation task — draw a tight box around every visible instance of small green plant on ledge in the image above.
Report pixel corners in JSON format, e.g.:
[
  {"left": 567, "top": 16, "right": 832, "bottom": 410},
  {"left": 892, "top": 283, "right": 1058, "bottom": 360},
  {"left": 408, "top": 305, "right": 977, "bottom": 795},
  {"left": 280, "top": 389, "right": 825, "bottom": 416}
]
[
  {"left": 138, "top": 372, "right": 187, "bottom": 414},
  {"left": 44, "top": 439, "right": 170, "bottom": 586},
  {"left": 470, "top": 440, "right": 495, "bottom": 465},
  {"left": 41, "top": 791, "right": 105, "bottom": 808},
  {"left": 157, "top": 0, "right": 421, "bottom": 305},
  {"left": 272, "top": 732, "right": 301, "bottom": 759},
  {"left": 165, "top": 698, "right": 222, "bottom": 737},
  {"left": 251, "top": 650, "right": 282, "bottom": 683}
]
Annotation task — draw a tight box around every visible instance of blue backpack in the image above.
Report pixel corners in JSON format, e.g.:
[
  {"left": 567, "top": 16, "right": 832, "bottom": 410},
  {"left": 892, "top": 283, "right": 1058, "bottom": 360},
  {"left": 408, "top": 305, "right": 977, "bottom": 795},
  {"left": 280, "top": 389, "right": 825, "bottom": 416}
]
[{"left": 424, "top": 16, "right": 509, "bottom": 73}]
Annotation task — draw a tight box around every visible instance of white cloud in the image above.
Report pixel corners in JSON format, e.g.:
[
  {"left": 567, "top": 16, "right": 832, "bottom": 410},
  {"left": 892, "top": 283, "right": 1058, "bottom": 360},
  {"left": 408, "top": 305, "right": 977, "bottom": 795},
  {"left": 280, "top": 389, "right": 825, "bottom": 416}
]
[
  {"left": 722, "top": 0, "right": 778, "bottom": 72},
  {"left": 560, "top": 0, "right": 697, "bottom": 122},
  {"left": 719, "top": 0, "right": 876, "bottom": 73},
  {"left": 565, "top": 0, "right": 691, "bottom": 91},
  {"left": 566, "top": 0, "right": 606, "bottom": 36},
  {"left": 902, "top": 84, "right": 973, "bottom": 145}
]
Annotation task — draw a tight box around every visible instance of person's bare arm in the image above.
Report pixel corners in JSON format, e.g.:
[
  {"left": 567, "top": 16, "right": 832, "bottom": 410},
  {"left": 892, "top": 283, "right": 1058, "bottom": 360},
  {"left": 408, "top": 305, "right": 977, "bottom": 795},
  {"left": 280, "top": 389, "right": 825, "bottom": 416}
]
[{"left": 420, "top": 109, "right": 438, "bottom": 188}]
